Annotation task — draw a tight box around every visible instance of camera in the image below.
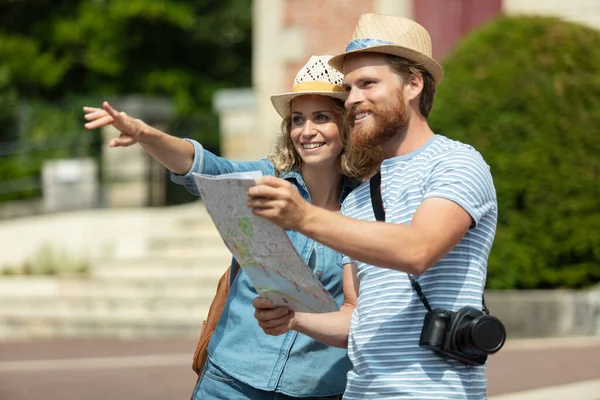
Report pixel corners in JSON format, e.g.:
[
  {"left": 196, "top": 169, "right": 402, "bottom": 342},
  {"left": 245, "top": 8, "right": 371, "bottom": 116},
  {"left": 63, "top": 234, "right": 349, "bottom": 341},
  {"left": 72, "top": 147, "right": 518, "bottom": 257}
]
[{"left": 419, "top": 306, "right": 506, "bottom": 366}]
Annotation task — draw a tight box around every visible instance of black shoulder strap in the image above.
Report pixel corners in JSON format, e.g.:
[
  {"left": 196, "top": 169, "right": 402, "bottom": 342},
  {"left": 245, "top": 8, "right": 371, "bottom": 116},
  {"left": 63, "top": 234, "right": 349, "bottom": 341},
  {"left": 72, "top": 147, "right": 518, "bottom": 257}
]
[
  {"left": 369, "top": 171, "right": 386, "bottom": 222},
  {"left": 369, "top": 171, "right": 432, "bottom": 312},
  {"left": 229, "top": 259, "right": 240, "bottom": 286}
]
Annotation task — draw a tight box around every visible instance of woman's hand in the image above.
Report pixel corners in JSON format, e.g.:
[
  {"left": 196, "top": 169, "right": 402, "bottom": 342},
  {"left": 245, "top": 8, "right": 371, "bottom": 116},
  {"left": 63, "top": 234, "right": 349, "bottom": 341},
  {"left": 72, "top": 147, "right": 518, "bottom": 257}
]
[
  {"left": 83, "top": 101, "right": 146, "bottom": 147},
  {"left": 253, "top": 297, "right": 296, "bottom": 336}
]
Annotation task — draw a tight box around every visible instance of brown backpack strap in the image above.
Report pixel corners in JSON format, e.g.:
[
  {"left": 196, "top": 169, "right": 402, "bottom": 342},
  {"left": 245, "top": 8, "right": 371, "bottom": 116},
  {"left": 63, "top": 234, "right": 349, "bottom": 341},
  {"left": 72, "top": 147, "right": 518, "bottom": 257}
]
[{"left": 191, "top": 259, "right": 241, "bottom": 382}]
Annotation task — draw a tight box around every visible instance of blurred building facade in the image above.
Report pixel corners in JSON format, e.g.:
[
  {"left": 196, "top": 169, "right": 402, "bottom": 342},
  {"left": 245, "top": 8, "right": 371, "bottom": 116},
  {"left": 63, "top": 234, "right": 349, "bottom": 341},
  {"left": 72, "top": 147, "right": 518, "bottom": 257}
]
[{"left": 217, "top": 0, "right": 600, "bottom": 160}]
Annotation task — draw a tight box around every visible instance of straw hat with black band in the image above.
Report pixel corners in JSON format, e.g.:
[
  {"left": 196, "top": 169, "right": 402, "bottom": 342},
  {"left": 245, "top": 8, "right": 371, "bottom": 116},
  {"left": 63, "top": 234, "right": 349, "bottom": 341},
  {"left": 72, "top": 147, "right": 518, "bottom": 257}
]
[
  {"left": 271, "top": 55, "right": 346, "bottom": 118},
  {"left": 328, "top": 13, "right": 444, "bottom": 85}
]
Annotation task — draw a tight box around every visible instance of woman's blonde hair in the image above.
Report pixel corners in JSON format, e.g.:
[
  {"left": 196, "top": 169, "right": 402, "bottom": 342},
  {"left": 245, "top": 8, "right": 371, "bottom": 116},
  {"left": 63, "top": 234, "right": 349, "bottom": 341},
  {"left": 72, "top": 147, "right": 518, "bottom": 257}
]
[{"left": 268, "top": 97, "right": 383, "bottom": 182}]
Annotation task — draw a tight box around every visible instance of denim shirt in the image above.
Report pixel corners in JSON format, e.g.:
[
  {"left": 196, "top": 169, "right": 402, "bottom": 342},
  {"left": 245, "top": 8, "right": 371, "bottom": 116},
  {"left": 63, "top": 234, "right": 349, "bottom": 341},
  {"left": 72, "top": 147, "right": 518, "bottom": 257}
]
[{"left": 170, "top": 139, "right": 354, "bottom": 397}]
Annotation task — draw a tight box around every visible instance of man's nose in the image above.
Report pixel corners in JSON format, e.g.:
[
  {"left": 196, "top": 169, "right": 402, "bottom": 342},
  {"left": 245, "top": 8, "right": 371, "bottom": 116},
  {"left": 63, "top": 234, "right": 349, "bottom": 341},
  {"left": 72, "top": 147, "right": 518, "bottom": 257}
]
[{"left": 345, "top": 87, "right": 363, "bottom": 110}]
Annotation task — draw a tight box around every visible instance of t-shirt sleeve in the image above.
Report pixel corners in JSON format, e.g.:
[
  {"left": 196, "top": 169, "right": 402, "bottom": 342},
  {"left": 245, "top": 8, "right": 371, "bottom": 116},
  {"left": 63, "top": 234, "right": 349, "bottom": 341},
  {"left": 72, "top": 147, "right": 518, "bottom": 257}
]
[{"left": 422, "top": 149, "right": 497, "bottom": 228}]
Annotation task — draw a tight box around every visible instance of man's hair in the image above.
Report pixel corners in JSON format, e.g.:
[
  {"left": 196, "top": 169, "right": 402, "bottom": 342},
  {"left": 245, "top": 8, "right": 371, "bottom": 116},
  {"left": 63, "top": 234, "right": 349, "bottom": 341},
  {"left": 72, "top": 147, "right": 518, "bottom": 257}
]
[
  {"left": 384, "top": 55, "right": 436, "bottom": 119},
  {"left": 268, "top": 97, "right": 383, "bottom": 181}
]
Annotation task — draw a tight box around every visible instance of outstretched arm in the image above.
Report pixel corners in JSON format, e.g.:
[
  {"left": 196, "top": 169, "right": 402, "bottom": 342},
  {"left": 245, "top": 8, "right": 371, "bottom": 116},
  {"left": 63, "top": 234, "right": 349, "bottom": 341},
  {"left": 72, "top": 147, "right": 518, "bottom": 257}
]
[
  {"left": 253, "top": 262, "right": 359, "bottom": 348},
  {"left": 84, "top": 101, "right": 275, "bottom": 196},
  {"left": 249, "top": 180, "right": 471, "bottom": 275},
  {"left": 248, "top": 148, "right": 496, "bottom": 275},
  {"left": 298, "top": 197, "right": 471, "bottom": 275},
  {"left": 84, "top": 101, "right": 195, "bottom": 175}
]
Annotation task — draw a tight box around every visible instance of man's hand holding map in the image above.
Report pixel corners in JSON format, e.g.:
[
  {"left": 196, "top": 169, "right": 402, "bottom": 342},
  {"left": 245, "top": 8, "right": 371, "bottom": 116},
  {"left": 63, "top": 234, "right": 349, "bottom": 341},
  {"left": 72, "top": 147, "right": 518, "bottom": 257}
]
[{"left": 192, "top": 172, "right": 339, "bottom": 313}]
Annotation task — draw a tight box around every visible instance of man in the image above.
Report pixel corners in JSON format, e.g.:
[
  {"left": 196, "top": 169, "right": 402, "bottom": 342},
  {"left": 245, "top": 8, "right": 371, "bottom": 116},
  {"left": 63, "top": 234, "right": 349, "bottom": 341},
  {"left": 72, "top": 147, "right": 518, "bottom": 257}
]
[{"left": 249, "top": 13, "right": 497, "bottom": 399}]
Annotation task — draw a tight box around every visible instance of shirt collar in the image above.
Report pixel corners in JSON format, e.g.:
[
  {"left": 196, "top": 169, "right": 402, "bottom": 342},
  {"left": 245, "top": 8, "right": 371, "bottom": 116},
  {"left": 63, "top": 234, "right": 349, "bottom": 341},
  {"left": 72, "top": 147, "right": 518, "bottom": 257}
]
[{"left": 279, "top": 170, "right": 356, "bottom": 206}]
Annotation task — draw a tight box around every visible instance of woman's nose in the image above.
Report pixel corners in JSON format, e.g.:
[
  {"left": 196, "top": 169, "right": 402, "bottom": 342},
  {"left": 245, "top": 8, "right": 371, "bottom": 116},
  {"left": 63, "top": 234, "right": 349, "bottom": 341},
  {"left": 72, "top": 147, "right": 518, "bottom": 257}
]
[{"left": 301, "top": 120, "right": 316, "bottom": 135}]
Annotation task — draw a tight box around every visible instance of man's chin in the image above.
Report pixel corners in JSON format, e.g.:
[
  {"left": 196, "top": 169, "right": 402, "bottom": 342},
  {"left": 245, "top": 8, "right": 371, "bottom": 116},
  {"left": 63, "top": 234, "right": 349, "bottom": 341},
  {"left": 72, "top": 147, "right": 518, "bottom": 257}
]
[
  {"left": 351, "top": 122, "right": 373, "bottom": 137},
  {"left": 351, "top": 130, "right": 381, "bottom": 151}
]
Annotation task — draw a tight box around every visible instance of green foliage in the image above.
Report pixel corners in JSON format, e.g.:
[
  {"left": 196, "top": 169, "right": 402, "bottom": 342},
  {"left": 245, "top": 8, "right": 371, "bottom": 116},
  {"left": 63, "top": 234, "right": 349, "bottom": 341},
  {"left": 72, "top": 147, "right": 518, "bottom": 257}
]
[
  {"left": 0, "top": 0, "right": 251, "bottom": 103},
  {"left": 1, "top": 243, "right": 90, "bottom": 277},
  {"left": 429, "top": 16, "right": 600, "bottom": 289},
  {"left": 0, "top": 0, "right": 252, "bottom": 202}
]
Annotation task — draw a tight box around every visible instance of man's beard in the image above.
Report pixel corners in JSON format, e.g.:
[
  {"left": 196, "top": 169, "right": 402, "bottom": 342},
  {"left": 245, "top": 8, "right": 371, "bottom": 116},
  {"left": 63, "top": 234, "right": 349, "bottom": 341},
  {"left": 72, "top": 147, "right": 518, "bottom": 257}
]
[{"left": 347, "top": 94, "right": 410, "bottom": 151}]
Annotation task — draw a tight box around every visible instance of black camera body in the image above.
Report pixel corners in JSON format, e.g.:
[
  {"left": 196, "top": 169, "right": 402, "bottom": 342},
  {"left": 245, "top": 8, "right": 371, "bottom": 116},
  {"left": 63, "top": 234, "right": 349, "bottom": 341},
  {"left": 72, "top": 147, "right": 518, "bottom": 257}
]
[{"left": 419, "top": 306, "right": 506, "bottom": 366}]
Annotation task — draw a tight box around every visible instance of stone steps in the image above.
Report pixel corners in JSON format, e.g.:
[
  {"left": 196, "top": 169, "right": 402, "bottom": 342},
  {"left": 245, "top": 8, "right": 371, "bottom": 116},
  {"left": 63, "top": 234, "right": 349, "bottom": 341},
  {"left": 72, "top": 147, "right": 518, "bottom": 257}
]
[
  {"left": 0, "top": 296, "right": 212, "bottom": 317},
  {"left": 0, "top": 276, "right": 218, "bottom": 339},
  {"left": 90, "top": 256, "right": 231, "bottom": 280},
  {"left": 146, "top": 232, "right": 228, "bottom": 257},
  {"left": 0, "top": 313, "right": 203, "bottom": 339},
  {"left": 0, "top": 205, "right": 238, "bottom": 339},
  {"left": 0, "top": 276, "right": 223, "bottom": 297}
]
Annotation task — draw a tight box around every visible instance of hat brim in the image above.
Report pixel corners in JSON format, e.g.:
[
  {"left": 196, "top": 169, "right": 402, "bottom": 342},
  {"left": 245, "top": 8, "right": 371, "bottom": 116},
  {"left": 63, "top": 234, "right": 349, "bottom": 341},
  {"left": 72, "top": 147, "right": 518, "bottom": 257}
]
[
  {"left": 270, "top": 91, "right": 347, "bottom": 118},
  {"left": 329, "top": 45, "right": 444, "bottom": 85}
]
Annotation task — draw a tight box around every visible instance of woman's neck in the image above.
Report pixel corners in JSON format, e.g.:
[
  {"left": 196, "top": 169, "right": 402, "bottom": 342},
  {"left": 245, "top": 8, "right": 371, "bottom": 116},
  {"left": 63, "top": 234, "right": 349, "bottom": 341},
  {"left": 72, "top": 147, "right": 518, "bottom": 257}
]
[{"left": 300, "top": 164, "right": 343, "bottom": 211}]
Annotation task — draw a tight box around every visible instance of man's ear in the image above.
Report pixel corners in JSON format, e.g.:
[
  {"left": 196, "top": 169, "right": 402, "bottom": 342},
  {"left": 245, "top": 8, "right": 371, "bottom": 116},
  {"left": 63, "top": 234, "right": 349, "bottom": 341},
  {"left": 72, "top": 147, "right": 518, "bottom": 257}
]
[{"left": 406, "top": 73, "right": 424, "bottom": 102}]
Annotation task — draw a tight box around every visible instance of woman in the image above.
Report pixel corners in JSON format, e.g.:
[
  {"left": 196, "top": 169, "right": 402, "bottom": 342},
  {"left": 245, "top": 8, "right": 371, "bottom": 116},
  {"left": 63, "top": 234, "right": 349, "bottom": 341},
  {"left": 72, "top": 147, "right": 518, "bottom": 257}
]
[{"left": 83, "top": 55, "right": 382, "bottom": 400}]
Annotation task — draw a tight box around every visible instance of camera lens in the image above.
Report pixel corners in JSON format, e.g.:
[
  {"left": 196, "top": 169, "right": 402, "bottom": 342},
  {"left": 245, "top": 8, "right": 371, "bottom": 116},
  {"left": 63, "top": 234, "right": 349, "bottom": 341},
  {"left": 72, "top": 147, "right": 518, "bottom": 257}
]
[{"left": 457, "top": 315, "right": 506, "bottom": 356}]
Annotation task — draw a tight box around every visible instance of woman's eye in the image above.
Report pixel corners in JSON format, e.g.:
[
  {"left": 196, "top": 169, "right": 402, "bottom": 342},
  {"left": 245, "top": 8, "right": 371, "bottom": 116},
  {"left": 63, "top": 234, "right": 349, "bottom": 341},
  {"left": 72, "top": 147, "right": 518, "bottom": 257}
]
[
  {"left": 316, "top": 114, "right": 329, "bottom": 121},
  {"left": 292, "top": 116, "right": 304, "bottom": 125}
]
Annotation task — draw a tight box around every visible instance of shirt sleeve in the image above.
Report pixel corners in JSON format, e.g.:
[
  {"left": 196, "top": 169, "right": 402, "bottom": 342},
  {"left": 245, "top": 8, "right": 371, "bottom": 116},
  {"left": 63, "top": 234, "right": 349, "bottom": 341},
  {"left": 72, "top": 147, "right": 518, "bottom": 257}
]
[
  {"left": 169, "top": 139, "right": 205, "bottom": 195},
  {"left": 422, "top": 148, "right": 497, "bottom": 228},
  {"left": 170, "top": 138, "right": 276, "bottom": 196}
]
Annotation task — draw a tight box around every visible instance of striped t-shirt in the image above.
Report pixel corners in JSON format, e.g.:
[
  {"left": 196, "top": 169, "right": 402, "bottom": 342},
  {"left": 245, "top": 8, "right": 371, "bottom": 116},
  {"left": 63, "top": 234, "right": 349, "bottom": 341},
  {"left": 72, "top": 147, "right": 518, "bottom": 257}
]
[{"left": 342, "top": 134, "right": 497, "bottom": 399}]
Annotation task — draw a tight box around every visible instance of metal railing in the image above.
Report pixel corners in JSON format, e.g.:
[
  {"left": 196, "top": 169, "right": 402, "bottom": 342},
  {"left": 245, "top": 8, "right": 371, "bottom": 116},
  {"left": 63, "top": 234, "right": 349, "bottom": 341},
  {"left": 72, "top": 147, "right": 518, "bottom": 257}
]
[{"left": 0, "top": 135, "right": 101, "bottom": 214}]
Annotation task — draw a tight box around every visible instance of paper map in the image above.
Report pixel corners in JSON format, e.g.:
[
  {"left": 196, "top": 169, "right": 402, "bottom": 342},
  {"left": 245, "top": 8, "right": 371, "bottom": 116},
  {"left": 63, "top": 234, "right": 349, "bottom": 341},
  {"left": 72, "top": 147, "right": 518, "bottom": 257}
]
[{"left": 192, "top": 171, "right": 339, "bottom": 313}]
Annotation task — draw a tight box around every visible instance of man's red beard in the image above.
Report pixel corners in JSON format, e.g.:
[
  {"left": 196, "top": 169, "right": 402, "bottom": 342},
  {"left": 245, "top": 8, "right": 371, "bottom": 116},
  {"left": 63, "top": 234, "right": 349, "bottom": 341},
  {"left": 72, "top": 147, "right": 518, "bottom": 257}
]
[{"left": 347, "top": 92, "right": 410, "bottom": 151}]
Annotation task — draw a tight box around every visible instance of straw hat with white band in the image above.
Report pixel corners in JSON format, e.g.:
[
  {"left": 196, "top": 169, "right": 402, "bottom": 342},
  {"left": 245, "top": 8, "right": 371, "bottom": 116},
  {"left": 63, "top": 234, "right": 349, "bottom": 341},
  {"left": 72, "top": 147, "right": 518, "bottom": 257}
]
[
  {"left": 328, "top": 13, "right": 444, "bottom": 85},
  {"left": 271, "top": 55, "right": 346, "bottom": 118}
]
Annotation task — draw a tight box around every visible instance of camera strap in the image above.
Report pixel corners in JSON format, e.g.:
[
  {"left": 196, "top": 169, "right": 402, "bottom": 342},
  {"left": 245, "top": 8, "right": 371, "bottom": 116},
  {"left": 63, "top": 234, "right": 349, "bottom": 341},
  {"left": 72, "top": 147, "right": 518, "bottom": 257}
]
[
  {"left": 368, "top": 170, "right": 489, "bottom": 315},
  {"left": 369, "top": 170, "right": 432, "bottom": 312}
]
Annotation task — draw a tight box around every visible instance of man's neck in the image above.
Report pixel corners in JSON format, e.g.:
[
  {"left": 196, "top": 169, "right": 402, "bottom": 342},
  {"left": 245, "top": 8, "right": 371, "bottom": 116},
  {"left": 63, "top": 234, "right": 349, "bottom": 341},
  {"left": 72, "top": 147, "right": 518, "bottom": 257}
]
[{"left": 382, "top": 115, "right": 434, "bottom": 159}]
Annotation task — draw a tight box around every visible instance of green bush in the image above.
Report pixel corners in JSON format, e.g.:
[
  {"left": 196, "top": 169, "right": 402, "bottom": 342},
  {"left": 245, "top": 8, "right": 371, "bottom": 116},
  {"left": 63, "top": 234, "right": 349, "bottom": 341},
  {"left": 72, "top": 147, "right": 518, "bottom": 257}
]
[
  {"left": 429, "top": 16, "right": 600, "bottom": 289},
  {"left": 1, "top": 243, "right": 89, "bottom": 277}
]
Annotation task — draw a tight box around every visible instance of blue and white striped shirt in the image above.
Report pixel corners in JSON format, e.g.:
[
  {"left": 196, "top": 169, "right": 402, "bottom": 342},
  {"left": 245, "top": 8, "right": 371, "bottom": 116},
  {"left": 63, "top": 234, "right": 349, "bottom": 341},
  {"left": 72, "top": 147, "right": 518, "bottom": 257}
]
[{"left": 342, "top": 134, "right": 497, "bottom": 399}]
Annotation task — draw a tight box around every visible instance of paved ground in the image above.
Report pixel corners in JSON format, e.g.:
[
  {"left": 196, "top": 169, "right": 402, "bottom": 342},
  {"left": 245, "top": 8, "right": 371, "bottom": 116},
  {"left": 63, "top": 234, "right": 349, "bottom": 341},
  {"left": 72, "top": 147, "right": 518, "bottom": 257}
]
[
  {"left": 0, "top": 336, "right": 599, "bottom": 399},
  {"left": 486, "top": 337, "right": 600, "bottom": 399}
]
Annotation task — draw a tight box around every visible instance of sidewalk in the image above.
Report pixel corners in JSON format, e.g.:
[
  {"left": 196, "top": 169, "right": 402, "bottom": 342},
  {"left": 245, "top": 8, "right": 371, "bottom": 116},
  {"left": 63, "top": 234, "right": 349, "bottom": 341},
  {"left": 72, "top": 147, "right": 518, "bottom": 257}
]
[
  {"left": 1, "top": 336, "right": 599, "bottom": 399},
  {"left": 489, "top": 379, "right": 600, "bottom": 400},
  {"left": 487, "top": 336, "right": 600, "bottom": 399}
]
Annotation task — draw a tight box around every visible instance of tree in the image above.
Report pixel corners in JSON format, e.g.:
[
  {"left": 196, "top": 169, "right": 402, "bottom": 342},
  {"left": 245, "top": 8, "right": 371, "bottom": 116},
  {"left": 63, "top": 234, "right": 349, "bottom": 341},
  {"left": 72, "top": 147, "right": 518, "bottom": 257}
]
[
  {"left": 429, "top": 15, "right": 600, "bottom": 289},
  {"left": 0, "top": 0, "right": 252, "bottom": 202},
  {"left": 0, "top": 0, "right": 251, "bottom": 109}
]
